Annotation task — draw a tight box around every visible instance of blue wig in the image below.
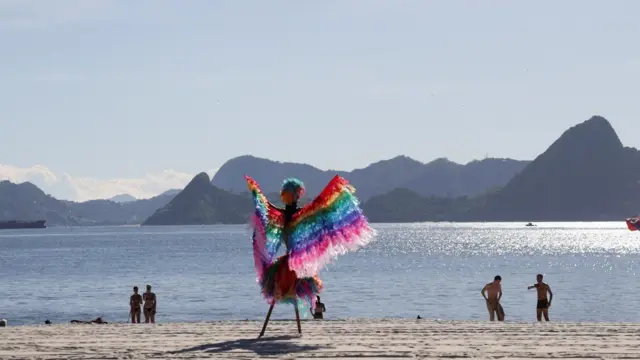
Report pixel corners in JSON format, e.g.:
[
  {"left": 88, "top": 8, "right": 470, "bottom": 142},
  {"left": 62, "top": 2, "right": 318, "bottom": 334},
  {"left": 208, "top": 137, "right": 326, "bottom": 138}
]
[{"left": 281, "top": 178, "right": 306, "bottom": 198}]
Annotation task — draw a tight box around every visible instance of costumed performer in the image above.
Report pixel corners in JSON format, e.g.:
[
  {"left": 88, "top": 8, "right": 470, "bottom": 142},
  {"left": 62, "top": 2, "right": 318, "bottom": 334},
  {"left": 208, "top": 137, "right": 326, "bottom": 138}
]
[{"left": 245, "top": 175, "right": 375, "bottom": 337}]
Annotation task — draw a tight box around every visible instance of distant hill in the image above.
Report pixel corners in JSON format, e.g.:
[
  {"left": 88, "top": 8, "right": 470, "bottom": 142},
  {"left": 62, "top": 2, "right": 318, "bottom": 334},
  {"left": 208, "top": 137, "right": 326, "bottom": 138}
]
[
  {"left": 362, "top": 188, "right": 494, "bottom": 223},
  {"left": 0, "top": 181, "right": 177, "bottom": 226},
  {"left": 159, "top": 189, "right": 181, "bottom": 197},
  {"left": 362, "top": 115, "right": 640, "bottom": 222},
  {"left": 67, "top": 194, "right": 176, "bottom": 225},
  {"left": 211, "top": 155, "right": 528, "bottom": 201},
  {"left": 464, "top": 115, "right": 640, "bottom": 221},
  {"left": 142, "top": 173, "right": 251, "bottom": 225},
  {"left": 399, "top": 157, "right": 529, "bottom": 198},
  {"left": 0, "top": 181, "right": 74, "bottom": 225},
  {"left": 108, "top": 194, "right": 137, "bottom": 203}
]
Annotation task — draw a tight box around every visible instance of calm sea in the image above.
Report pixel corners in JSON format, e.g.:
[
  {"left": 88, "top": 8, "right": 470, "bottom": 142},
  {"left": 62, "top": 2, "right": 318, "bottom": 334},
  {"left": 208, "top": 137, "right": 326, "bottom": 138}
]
[{"left": 1, "top": 223, "right": 639, "bottom": 326}]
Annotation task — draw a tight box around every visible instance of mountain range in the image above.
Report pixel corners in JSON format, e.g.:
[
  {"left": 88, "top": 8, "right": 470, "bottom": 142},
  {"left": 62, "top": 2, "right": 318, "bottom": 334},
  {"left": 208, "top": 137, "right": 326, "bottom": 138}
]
[
  {"left": 466, "top": 115, "right": 640, "bottom": 221},
  {"left": 364, "top": 115, "right": 640, "bottom": 222},
  {"left": 211, "top": 155, "right": 529, "bottom": 201},
  {"left": 0, "top": 115, "right": 635, "bottom": 225},
  {"left": 0, "top": 180, "right": 176, "bottom": 226}
]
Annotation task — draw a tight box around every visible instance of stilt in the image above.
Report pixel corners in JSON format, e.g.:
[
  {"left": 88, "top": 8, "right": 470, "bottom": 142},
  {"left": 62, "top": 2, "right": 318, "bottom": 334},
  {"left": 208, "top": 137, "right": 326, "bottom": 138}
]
[
  {"left": 294, "top": 301, "right": 302, "bottom": 334},
  {"left": 259, "top": 302, "right": 275, "bottom": 338}
]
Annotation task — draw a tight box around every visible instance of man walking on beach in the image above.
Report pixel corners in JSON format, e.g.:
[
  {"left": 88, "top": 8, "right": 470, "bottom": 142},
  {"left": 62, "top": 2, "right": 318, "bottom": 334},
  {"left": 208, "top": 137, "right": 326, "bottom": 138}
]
[
  {"left": 527, "top": 274, "right": 553, "bottom": 321},
  {"left": 481, "top": 275, "right": 503, "bottom": 321},
  {"left": 129, "top": 286, "right": 143, "bottom": 324}
]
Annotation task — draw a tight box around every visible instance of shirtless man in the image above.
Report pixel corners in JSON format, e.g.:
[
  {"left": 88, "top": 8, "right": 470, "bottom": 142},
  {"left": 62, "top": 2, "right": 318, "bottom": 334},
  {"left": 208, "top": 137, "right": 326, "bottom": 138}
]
[
  {"left": 527, "top": 274, "right": 553, "bottom": 321},
  {"left": 143, "top": 284, "right": 157, "bottom": 324},
  {"left": 130, "top": 286, "right": 143, "bottom": 324},
  {"left": 481, "top": 275, "right": 503, "bottom": 321}
]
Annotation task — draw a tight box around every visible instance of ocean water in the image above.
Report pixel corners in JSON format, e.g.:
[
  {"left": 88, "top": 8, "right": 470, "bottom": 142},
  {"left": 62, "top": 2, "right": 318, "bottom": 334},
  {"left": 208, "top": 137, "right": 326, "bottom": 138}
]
[{"left": 1, "top": 222, "right": 639, "bottom": 326}]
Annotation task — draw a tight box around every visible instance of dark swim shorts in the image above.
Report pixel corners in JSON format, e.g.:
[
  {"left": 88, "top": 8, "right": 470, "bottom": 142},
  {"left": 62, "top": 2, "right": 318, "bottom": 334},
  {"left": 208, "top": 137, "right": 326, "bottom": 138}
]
[{"left": 536, "top": 299, "right": 549, "bottom": 309}]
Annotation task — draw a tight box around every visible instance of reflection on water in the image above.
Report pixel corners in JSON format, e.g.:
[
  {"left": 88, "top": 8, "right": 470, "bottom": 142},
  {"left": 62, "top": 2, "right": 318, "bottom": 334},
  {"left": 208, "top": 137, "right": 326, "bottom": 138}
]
[{"left": 1, "top": 222, "right": 639, "bottom": 325}]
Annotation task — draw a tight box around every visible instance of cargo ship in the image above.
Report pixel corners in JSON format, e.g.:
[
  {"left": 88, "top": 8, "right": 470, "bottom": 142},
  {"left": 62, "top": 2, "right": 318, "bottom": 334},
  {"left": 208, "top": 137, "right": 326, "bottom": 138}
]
[{"left": 0, "top": 220, "right": 47, "bottom": 230}]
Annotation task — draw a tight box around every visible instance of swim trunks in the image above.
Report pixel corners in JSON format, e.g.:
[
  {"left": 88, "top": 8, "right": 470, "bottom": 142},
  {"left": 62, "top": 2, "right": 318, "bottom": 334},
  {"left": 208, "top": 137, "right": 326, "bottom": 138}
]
[{"left": 536, "top": 299, "right": 549, "bottom": 309}]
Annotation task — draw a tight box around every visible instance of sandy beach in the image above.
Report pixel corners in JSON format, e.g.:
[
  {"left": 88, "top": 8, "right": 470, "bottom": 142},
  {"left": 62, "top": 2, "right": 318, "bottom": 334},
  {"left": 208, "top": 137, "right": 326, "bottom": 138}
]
[{"left": 2, "top": 319, "right": 639, "bottom": 359}]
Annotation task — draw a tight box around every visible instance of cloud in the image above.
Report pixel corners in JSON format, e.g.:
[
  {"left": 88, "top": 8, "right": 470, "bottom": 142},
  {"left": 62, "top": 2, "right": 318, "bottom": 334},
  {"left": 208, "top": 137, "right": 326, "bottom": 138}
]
[
  {"left": 0, "top": 164, "right": 217, "bottom": 202},
  {"left": 0, "top": 164, "right": 58, "bottom": 185}
]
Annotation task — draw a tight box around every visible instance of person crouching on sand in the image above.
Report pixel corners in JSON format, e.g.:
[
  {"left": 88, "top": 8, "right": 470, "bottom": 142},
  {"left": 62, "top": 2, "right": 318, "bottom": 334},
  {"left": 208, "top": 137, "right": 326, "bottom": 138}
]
[
  {"left": 527, "top": 274, "right": 553, "bottom": 321},
  {"left": 481, "top": 275, "right": 504, "bottom": 321},
  {"left": 130, "top": 286, "right": 142, "bottom": 323},
  {"left": 143, "top": 284, "right": 157, "bottom": 324},
  {"left": 311, "top": 296, "right": 326, "bottom": 319}
]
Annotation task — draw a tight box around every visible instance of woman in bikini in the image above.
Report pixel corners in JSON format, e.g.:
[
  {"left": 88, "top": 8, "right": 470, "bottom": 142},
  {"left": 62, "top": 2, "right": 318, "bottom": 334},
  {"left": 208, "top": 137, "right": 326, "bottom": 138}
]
[
  {"left": 130, "top": 286, "right": 143, "bottom": 324},
  {"left": 143, "top": 284, "right": 157, "bottom": 324}
]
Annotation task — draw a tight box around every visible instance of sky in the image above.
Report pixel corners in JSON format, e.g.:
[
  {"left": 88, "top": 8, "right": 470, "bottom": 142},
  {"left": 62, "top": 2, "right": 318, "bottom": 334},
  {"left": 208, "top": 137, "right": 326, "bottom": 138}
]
[{"left": 2, "top": 0, "right": 640, "bottom": 201}]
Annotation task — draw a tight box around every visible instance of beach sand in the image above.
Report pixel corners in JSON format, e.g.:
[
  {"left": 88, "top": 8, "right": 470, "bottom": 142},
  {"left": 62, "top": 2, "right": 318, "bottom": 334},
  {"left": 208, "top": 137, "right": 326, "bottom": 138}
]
[{"left": 2, "top": 319, "right": 639, "bottom": 359}]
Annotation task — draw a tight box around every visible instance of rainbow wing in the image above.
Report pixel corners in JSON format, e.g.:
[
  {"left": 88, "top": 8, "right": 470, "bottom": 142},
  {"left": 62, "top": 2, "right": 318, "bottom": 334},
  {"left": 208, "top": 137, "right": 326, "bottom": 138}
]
[
  {"left": 287, "top": 175, "right": 375, "bottom": 277},
  {"left": 245, "top": 175, "right": 284, "bottom": 279}
]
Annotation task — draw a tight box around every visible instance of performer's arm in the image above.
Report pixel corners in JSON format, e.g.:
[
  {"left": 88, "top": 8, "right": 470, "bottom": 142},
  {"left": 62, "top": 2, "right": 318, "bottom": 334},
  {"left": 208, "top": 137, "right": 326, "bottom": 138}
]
[{"left": 268, "top": 201, "right": 284, "bottom": 212}]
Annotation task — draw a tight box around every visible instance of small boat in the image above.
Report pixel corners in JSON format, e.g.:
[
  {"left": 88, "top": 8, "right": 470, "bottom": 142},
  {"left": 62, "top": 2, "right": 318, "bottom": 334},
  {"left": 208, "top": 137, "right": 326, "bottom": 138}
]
[
  {"left": 525, "top": 222, "right": 536, "bottom": 227},
  {"left": 625, "top": 217, "right": 640, "bottom": 231}
]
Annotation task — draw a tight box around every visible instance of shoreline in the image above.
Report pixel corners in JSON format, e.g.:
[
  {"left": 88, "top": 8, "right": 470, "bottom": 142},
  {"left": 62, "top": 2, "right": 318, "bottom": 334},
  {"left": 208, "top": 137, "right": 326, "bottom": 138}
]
[
  {"left": 2, "top": 319, "right": 640, "bottom": 359},
  {"left": 0, "top": 221, "right": 628, "bottom": 229},
  {"left": 5, "top": 316, "right": 639, "bottom": 327}
]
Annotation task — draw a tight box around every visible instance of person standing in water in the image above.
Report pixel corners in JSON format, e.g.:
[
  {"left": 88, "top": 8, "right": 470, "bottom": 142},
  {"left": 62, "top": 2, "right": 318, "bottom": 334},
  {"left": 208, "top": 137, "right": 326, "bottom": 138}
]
[
  {"left": 311, "top": 296, "right": 326, "bottom": 319},
  {"left": 129, "top": 286, "right": 143, "bottom": 323},
  {"left": 143, "top": 284, "right": 157, "bottom": 324},
  {"left": 481, "top": 275, "right": 504, "bottom": 321},
  {"left": 527, "top": 274, "right": 553, "bottom": 321}
]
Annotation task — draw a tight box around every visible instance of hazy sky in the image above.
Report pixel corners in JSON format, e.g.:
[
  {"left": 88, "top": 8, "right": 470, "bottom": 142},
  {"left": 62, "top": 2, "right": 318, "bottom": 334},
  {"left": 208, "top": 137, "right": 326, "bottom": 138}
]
[{"left": 2, "top": 0, "right": 640, "bottom": 201}]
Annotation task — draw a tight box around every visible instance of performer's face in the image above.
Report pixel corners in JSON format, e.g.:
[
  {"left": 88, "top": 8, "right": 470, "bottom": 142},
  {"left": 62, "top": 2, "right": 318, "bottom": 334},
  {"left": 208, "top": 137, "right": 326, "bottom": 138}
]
[{"left": 281, "top": 191, "right": 296, "bottom": 205}]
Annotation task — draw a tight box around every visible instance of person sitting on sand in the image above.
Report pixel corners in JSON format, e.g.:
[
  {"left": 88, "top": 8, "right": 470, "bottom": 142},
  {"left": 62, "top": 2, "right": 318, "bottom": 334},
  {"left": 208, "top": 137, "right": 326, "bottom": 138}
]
[
  {"left": 130, "top": 286, "right": 143, "bottom": 324},
  {"left": 481, "top": 275, "right": 504, "bottom": 321},
  {"left": 70, "top": 317, "right": 108, "bottom": 324},
  {"left": 143, "top": 284, "right": 157, "bottom": 324},
  {"left": 527, "top": 274, "right": 553, "bottom": 321},
  {"left": 310, "top": 296, "right": 326, "bottom": 319}
]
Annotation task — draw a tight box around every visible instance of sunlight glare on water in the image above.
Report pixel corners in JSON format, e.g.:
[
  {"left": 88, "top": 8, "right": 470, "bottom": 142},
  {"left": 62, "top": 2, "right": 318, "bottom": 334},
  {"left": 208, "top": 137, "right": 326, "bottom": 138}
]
[{"left": 1, "top": 222, "right": 640, "bottom": 325}]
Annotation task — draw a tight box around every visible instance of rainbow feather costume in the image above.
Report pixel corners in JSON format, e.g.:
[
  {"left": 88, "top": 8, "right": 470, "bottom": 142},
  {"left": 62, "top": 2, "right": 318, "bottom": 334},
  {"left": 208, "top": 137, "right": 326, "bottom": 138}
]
[{"left": 246, "top": 175, "right": 375, "bottom": 307}]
